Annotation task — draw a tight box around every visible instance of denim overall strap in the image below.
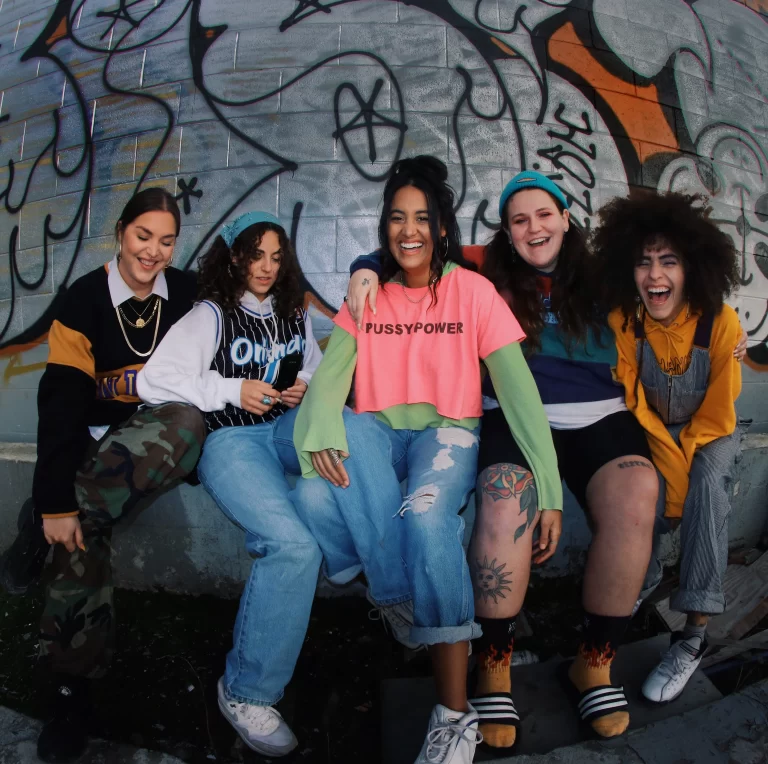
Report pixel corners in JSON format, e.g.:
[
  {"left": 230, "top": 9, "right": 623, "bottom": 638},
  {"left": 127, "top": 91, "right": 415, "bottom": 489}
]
[
  {"left": 635, "top": 311, "right": 740, "bottom": 616},
  {"left": 635, "top": 312, "right": 711, "bottom": 425}
]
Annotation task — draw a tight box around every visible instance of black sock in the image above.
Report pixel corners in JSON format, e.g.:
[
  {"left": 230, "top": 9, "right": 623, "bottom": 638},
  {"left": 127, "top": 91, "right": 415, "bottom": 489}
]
[
  {"left": 473, "top": 616, "right": 517, "bottom": 673},
  {"left": 578, "top": 612, "right": 630, "bottom": 667}
]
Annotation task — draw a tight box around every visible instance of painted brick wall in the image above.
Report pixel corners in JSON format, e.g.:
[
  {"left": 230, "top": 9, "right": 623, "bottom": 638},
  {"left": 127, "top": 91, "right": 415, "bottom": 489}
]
[{"left": 1, "top": 0, "right": 768, "bottom": 440}]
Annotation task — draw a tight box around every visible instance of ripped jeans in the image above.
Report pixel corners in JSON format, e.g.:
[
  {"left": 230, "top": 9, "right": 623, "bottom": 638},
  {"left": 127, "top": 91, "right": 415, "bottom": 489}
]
[{"left": 292, "top": 414, "right": 481, "bottom": 645}]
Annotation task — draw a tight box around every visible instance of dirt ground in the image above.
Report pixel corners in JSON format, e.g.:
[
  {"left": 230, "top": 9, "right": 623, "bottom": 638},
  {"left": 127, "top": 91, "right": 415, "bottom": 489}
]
[{"left": 0, "top": 576, "right": 765, "bottom": 764}]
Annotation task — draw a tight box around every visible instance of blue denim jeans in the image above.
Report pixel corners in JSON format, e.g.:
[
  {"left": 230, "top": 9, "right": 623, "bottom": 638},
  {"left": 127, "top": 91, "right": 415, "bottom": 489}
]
[
  {"left": 197, "top": 406, "right": 322, "bottom": 707},
  {"left": 292, "top": 412, "right": 481, "bottom": 645}
]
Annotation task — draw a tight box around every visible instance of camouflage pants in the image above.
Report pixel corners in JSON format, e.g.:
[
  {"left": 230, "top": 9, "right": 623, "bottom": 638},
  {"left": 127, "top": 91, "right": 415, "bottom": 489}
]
[{"left": 39, "top": 403, "right": 206, "bottom": 678}]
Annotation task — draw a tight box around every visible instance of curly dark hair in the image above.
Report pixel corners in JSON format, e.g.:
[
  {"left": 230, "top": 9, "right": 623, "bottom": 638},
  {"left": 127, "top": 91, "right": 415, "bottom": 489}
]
[
  {"left": 592, "top": 191, "right": 739, "bottom": 327},
  {"left": 378, "top": 155, "right": 476, "bottom": 308},
  {"left": 481, "top": 196, "right": 604, "bottom": 354},
  {"left": 197, "top": 222, "right": 304, "bottom": 317}
]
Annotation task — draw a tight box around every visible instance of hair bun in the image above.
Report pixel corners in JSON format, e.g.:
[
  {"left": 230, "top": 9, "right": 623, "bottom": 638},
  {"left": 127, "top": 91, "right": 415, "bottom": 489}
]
[{"left": 391, "top": 155, "right": 448, "bottom": 184}]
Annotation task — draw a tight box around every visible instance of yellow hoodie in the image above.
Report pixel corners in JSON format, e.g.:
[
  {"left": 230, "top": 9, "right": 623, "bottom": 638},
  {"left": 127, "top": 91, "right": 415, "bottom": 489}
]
[{"left": 608, "top": 305, "right": 741, "bottom": 518}]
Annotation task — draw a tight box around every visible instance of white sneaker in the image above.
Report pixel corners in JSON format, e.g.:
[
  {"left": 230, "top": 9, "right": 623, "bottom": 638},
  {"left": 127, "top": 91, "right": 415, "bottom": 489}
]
[
  {"left": 413, "top": 704, "right": 482, "bottom": 764},
  {"left": 641, "top": 632, "right": 707, "bottom": 703},
  {"left": 367, "top": 591, "right": 424, "bottom": 651},
  {"left": 217, "top": 678, "right": 298, "bottom": 756}
]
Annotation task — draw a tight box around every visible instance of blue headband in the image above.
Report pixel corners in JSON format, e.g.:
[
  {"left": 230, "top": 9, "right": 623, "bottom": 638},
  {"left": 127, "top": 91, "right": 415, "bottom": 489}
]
[
  {"left": 221, "top": 211, "right": 282, "bottom": 248},
  {"left": 498, "top": 171, "right": 570, "bottom": 218}
]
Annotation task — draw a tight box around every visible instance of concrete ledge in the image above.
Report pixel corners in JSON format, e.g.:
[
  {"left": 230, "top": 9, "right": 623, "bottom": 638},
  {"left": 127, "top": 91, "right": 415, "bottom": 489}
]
[{"left": 1, "top": 435, "right": 767, "bottom": 596}]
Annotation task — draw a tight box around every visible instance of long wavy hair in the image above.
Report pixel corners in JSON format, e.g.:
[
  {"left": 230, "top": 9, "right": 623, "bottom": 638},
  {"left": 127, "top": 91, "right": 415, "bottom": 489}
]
[
  {"left": 197, "top": 222, "right": 304, "bottom": 317},
  {"left": 378, "top": 155, "right": 476, "bottom": 308},
  {"left": 592, "top": 191, "right": 739, "bottom": 328},
  {"left": 482, "top": 195, "right": 603, "bottom": 354}
]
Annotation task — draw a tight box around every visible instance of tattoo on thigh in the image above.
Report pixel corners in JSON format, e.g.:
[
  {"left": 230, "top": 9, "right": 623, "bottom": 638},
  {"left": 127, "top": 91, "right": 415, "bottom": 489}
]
[
  {"left": 618, "top": 460, "right": 653, "bottom": 470},
  {"left": 361, "top": 278, "right": 370, "bottom": 286},
  {"left": 481, "top": 463, "right": 539, "bottom": 542},
  {"left": 472, "top": 555, "right": 513, "bottom": 604}
]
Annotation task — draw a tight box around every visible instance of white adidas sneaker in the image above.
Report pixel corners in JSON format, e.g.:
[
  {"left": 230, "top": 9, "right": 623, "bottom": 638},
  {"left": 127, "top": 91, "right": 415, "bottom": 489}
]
[
  {"left": 641, "top": 632, "right": 707, "bottom": 703},
  {"left": 413, "top": 704, "right": 482, "bottom": 764},
  {"left": 217, "top": 678, "right": 298, "bottom": 756}
]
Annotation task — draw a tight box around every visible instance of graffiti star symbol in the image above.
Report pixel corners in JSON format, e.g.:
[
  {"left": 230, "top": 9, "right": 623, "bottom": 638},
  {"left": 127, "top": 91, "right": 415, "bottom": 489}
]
[
  {"left": 280, "top": 0, "right": 333, "bottom": 31},
  {"left": 175, "top": 177, "right": 203, "bottom": 215},
  {"left": 97, "top": 0, "right": 143, "bottom": 40},
  {"left": 333, "top": 79, "right": 406, "bottom": 164}
]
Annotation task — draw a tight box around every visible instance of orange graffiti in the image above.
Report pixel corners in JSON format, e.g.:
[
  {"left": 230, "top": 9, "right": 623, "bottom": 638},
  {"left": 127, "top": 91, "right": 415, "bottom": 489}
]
[
  {"left": 3, "top": 352, "right": 47, "bottom": 382},
  {"left": 0, "top": 333, "right": 48, "bottom": 359},
  {"left": 740, "top": 0, "right": 768, "bottom": 15},
  {"left": 548, "top": 22, "right": 679, "bottom": 160},
  {"left": 46, "top": 15, "right": 68, "bottom": 46},
  {"left": 491, "top": 37, "right": 519, "bottom": 58}
]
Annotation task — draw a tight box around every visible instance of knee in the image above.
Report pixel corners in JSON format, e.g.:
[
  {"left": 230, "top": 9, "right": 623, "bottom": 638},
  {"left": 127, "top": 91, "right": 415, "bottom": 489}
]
[
  {"left": 293, "top": 476, "right": 333, "bottom": 511},
  {"left": 159, "top": 403, "right": 206, "bottom": 444}
]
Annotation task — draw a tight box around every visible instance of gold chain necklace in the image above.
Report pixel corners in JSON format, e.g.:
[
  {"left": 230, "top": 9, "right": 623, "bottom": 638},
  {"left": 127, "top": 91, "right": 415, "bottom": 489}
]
[
  {"left": 124, "top": 296, "right": 157, "bottom": 327},
  {"left": 116, "top": 299, "right": 163, "bottom": 357},
  {"left": 398, "top": 272, "right": 435, "bottom": 304},
  {"left": 118, "top": 296, "right": 160, "bottom": 329}
]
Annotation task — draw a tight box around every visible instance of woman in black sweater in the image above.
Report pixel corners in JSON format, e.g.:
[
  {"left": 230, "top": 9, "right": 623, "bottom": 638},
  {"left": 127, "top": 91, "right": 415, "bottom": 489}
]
[{"left": 0, "top": 188, "right": 205, "bottom": 763}]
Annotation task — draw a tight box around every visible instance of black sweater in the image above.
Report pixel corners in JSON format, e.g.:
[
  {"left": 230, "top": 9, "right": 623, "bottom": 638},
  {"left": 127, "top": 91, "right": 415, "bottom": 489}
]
[{"left": 33, "top": 264, "right": 196, "bottom": 518}]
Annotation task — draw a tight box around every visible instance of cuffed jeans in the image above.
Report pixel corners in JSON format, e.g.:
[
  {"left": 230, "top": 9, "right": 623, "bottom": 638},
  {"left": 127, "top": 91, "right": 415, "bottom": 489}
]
[
  {"left": 198, "top": 407, "right": 322, "bottom": 707},
  {"left": 292, "top": 411, "right": 481, "bottom": 646}
]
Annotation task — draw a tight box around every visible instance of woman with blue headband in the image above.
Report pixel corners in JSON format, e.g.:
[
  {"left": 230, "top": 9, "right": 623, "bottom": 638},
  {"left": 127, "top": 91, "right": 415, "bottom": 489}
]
[
  {"left": 345, "top": 172, "right": 654, "bottom": 746},
  {"left": 138, "top": 211, "right": 322, "bottom": 758}
]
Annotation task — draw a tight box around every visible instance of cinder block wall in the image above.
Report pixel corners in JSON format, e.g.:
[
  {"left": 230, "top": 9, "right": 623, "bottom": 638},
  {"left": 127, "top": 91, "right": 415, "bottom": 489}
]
[{"left": 2, "top": 0, "right": 768, "bottom": 435}]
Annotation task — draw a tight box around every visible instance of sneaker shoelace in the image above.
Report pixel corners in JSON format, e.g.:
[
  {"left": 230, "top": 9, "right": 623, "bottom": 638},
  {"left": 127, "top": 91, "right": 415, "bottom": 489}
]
[
  {"left": 425, "top": 721, "right": 483, "bottom": 763},
  {"left": 658, "top": 640, "right": 700, "bottom": 679},
  {"left": 227, "top": 699, "right": 281, "bottom": 734}
]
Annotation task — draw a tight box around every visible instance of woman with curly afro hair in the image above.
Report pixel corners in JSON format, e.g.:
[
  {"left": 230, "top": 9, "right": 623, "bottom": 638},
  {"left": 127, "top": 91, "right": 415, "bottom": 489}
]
[
  {"left": 595, "top": 190, "right": 743, "bottom": 707},
  {"left": 139, "top": 212, "right": 323, "bottom": 757}
]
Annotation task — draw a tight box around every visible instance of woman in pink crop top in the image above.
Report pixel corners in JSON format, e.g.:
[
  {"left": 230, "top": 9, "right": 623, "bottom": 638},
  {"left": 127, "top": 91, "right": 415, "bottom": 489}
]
[{"left": 292, "top": 157, "right": 560, "bottom": 764}]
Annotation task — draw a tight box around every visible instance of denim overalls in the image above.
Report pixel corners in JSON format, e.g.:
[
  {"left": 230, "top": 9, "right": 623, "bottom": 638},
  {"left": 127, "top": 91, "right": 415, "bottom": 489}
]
[{"left": 638, "top": 312, "right": 741, "bottom": 615}]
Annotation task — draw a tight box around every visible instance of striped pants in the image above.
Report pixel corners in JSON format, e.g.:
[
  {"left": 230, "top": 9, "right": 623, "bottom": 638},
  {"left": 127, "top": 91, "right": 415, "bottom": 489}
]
[{"left": 641, "top": 427, "right": 742, "bottom": 616}]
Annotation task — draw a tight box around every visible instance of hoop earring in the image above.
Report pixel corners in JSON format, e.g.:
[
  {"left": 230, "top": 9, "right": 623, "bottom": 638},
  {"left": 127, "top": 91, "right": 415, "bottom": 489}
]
[
  {"left": 227, "top": 262, "right": 234, "bottom": 278},
  {"left": 441, "top": 237, "right": 448, "bottom": 258},
  {"left": 115, "top": 245, "right": 122, "bottom": 263},
  {"left": 165, "top": 257, "right": 173, "bottom": 270}
]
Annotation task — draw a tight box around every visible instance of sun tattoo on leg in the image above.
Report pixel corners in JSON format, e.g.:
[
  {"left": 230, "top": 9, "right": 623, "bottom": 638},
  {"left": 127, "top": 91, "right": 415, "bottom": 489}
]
[
  {"left": 481, "top": 463, "right": 539, "bottom": 542},
  {"left": 472, "top": 556, "right": 513, "bottom": 604}
]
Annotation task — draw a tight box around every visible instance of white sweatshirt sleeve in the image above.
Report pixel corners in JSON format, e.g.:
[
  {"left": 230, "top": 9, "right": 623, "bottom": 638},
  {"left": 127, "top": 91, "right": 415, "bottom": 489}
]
[
  {"left": 137, "top": 301, "right": 243, "bottom": 411},
  {"left": 297, "top": 310, "right": 323, "bottom": 385}
]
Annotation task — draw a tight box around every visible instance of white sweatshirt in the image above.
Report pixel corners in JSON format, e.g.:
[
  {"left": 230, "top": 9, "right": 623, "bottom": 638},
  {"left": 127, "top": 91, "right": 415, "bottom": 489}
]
[{"left": 137, "top": 292, "right": 322, "bottom": 411}]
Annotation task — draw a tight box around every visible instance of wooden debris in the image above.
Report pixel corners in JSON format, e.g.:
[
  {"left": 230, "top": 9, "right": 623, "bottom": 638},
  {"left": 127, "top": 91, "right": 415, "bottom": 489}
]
[
  {"left": 653, "top": 550, "right": 768, "bottom": 640},
  {"left": 653, "top": 550, "right": 768, "bottom": 669},
  {"left": 701, "top": 629, "right": 768, "bottom": 668}
]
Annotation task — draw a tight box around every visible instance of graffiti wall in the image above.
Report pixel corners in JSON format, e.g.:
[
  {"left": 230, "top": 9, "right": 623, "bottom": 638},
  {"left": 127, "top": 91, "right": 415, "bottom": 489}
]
[{"left": 1, "top": 0, "right": 767, "bottom": 441}]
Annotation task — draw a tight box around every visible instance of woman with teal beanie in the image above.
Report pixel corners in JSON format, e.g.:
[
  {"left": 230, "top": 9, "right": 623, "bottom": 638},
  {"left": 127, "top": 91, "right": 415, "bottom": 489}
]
[{"left": 139, "top": 211, "right": 322, "bottom": 758}]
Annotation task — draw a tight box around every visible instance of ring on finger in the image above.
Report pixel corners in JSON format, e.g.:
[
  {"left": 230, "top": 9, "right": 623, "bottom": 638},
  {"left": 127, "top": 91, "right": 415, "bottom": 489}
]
[
  {"left": 261, "top": 395, "right": 272, "bottom": 405},
  {"left": 329, "top": 448, "right": 341, "bottom": 466}
]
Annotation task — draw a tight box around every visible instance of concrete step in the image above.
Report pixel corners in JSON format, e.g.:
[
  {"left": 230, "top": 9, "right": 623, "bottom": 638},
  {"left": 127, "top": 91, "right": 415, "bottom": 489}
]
[{"left": 380, "top": 634, "right": 723, "bottom": 763}]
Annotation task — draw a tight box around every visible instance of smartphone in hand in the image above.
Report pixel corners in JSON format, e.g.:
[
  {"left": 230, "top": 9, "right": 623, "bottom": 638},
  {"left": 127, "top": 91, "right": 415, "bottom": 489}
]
[{"left": 273, "top": 353, "right": 304, "bottom": 392}]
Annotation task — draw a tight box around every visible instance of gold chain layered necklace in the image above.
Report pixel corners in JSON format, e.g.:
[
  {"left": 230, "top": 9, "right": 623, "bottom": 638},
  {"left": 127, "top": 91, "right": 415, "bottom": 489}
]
[{"left": 116, "top": 297, "right": 163, "bottom": 358}]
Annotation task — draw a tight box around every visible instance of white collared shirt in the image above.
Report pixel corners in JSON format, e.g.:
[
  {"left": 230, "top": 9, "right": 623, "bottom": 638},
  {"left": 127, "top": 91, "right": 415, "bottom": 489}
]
[{"left": 107, "top": 256, "right": 168, "bottom": 307}]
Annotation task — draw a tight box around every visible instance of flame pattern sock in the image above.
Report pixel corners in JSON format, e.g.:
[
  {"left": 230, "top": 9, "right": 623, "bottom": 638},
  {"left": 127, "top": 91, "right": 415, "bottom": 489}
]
[
  {"left": 472, "top": 616, "right": 517, "bottom": 748},
  {"left": 569, "top": 612, "right": 631, "bottom": 738}
]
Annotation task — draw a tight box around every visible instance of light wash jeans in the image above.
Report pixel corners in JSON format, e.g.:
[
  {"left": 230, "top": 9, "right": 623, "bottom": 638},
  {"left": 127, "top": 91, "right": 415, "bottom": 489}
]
[
  {"left": 197, "top": 406, "right": 322, "bottom": 707},
  {"left": 292, "top": 411, "right": 481, "bottom": 645}
]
